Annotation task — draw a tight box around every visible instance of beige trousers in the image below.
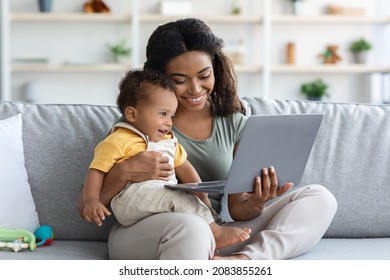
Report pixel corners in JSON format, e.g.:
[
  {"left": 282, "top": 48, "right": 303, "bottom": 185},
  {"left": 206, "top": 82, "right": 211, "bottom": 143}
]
[
  {"left": 108, "top": 184, "right": 337, "bottom": 260},
  {"left": 111, "top": 180, "right": 214, "bottom": 227}
]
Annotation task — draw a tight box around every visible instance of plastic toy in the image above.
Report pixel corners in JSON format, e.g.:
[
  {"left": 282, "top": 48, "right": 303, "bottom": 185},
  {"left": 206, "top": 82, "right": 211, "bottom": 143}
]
[
  {"left": 83, "top": 0, "right": 110, "bottom": 13},
  {"left": 319, "top": 45, "right": 342, "bottom": 64},
  {"left": 34, "top": 225, "right": 54, "bottom": 246},
  {"left": 0, "top": 239, "right": 29, "bottom": 252},
  {"left": 0, "top": 228, "right": 36, "bottom": 252}
]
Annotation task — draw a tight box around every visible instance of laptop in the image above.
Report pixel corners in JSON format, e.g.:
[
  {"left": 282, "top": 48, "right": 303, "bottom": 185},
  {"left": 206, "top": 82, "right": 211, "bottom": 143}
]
[{"left": 165, "top": 113, "right": 324, "bottom": 194}]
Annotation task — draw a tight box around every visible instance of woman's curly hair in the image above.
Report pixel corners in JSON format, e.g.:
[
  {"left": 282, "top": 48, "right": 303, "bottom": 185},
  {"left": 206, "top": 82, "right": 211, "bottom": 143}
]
[{"left": 144, "top": 18, "right": 245, "bottom": 116}]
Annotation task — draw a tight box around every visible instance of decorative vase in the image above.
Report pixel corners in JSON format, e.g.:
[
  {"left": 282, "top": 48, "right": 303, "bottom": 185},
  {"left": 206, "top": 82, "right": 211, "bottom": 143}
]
[
  {"left": 292, "top": 1, "right": 302, "bottom": 15},
  {"left": 38, "top": 0, "right": 53, "bottom": 12},
  {"left": 22, "top": 81, "right": 40, "bottom": 103},
  {"left": 353, "top": 52, "right": 367, "bottom": 64}
]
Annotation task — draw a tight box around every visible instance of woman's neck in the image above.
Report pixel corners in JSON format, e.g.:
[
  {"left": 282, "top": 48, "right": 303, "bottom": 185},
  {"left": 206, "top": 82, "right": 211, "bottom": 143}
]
[{"left": 173, "top": 103, "right": 213, "bottom": 140}]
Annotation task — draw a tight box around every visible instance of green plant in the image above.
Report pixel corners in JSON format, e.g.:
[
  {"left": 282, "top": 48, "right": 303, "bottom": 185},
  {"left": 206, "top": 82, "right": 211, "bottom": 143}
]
[
  {"left": 350, "top": 38, "right": 372, "bottom": 53},
  {"left": 107, "top": 39, "right": 131, "bottom": 58},
  {"left": 231, "top": 6, "right": 241, "bottom": 14},
  {"left": 300, "top": 79, "right": 329, "bottom": 100}
]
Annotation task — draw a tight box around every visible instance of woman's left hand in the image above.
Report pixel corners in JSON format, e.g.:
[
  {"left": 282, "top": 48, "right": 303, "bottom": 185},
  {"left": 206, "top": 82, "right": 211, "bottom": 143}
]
[{"left": 228, "top": 166, "right": 293, "bottom": 221}]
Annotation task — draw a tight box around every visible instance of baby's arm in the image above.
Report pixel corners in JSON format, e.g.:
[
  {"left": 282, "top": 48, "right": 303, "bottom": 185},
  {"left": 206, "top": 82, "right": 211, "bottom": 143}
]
[
  {"left": 83, "top": 169, "right": 112, "bottom": 226},
  {"left": 175, "top": 160, "right": 213, "bottom": 210}
]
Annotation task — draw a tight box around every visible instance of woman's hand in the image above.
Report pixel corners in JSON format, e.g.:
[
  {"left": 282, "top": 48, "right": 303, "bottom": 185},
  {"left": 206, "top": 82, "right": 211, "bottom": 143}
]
[
  {"left": 228, "top": 166, "right": 293, "bottom": 221},
  {"left": 78, "top": 151, "right": 174, "bottom": 218},
  {"left": 106, "top": 151, "right": 174, "bottom": 184},
  {"left": 100, "top": 151, "right": 174, "bottom": 205}
]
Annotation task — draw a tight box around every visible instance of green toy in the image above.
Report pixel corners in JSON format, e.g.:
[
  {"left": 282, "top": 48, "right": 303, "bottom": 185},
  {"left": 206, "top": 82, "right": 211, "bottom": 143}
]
[{"left": 0, "top": 228, "right": 36, "bottom": 252}]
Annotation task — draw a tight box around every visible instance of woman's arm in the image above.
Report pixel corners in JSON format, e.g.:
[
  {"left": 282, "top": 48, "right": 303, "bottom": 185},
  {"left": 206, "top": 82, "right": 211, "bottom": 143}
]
[{"left": 77, "top": 151, "right": 174, "bottom": 218}]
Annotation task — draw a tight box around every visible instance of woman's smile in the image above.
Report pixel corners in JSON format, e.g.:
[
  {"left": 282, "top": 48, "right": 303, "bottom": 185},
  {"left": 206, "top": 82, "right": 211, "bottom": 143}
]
[{"left": 183, "top": 92, "right": 207, "bottom": 104}]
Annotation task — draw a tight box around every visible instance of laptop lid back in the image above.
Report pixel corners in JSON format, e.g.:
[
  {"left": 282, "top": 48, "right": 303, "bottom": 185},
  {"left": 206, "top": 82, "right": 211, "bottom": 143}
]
[{"left": 223, "top": 114, "right": 323, "bottom": 194}]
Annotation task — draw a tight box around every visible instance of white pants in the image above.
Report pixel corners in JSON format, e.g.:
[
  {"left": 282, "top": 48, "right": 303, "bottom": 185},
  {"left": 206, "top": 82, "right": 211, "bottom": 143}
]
[{"left": 108, "top": 184, "right": 337, "bottom": 260}]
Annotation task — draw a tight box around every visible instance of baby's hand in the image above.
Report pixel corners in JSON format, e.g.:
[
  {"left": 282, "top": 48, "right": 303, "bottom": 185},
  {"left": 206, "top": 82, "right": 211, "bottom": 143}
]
[{"left": 83, "top": 199, "right": 111, "bottom": 226}]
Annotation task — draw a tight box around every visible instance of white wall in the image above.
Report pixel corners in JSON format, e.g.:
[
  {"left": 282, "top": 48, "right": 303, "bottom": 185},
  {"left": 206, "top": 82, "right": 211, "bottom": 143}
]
[{"left": 4, "top": 0, "right": 390, "bottom": 105}]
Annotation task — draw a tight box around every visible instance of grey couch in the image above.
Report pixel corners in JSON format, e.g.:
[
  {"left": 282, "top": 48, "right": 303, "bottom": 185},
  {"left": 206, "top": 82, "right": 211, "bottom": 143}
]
[{"left": 0, "top": 97, "right": 389, "bottom": 260}]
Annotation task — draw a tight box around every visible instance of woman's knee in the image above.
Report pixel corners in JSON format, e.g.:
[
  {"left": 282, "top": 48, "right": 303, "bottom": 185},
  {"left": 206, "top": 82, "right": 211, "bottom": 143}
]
[
  {"left": 306, "top": 184, "right": 338, "bottom": 214},
  {"left": 158, "top": 213, "right": 215, "bottom": 260}
]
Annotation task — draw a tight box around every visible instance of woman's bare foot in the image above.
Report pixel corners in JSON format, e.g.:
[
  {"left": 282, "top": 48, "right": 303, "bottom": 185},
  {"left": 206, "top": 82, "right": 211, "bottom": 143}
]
[
  {"left": 210, "top": 223, "right": 251, "bottom": 249},
  {"left": 212, "top": 254, "right": 250, "bottom": 260}
]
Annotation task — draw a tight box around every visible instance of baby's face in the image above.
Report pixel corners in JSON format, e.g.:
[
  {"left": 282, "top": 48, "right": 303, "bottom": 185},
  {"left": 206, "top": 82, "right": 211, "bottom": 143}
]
[{"left": 133, "top": 87, "right": 178, "bottom": 142}]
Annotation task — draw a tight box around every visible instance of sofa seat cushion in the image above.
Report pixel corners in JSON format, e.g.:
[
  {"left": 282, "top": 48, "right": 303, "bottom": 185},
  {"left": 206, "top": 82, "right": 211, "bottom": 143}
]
[
  {"left": 0, "top": 240, "right": 108, "bottom": 260},
  {"left": 291, "top": 238, "right": 390, "bottom": 260}
]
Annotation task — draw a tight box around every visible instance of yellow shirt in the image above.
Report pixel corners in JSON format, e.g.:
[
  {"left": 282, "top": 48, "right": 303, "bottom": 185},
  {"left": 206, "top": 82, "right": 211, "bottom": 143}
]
[{"left": 89, "top": 126, "right": 187, "bottom": 173}]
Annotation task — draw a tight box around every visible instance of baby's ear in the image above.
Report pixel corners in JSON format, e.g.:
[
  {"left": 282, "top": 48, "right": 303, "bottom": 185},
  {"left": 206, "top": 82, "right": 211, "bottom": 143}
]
[{"left": 124, "top": 106, "right": 137, "bottom": 122}]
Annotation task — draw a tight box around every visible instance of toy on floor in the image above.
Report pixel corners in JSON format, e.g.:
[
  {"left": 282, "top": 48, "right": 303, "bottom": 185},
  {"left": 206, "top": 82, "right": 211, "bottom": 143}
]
[
  {"left": 0, "top": 228, "right": 36, "bottom": 252},
  {"left": 34, "top": 225, "right": 54, "bottom": 246}
]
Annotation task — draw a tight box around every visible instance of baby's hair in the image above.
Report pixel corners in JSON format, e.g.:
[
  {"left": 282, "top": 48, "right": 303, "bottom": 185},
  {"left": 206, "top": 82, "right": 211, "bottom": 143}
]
[{"left": 117, "top": 69, "right": 176, "bottom": 115}]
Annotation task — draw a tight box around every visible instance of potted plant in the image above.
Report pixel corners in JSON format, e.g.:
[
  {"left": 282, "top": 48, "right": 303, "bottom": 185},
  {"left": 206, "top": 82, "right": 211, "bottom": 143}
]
[
  {"left": 107, "top": 39, "right": 131, "bottom": 63},
  {"left": 300, "top": 79, "right": 329, "bottom": 101},
  {"left": 350, "top": 38, "right": 372, "bottom": 64}
]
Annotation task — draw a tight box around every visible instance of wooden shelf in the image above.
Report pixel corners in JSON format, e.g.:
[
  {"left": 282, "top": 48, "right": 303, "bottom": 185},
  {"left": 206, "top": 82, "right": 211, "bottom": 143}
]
[
  {"left": 272, "top": 64, "right": 389, "bottom": 74},
  {"left": 11, "top": 63, "right": 130, "bottom": 72},
  {"left": 10, "top": 13, "right": 131, "bottom": 22}
]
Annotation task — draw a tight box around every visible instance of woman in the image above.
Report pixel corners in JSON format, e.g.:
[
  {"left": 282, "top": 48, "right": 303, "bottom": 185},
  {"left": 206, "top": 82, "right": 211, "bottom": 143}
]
[{"left": 78, "top": 18, "right": 337, "bottom": 260}]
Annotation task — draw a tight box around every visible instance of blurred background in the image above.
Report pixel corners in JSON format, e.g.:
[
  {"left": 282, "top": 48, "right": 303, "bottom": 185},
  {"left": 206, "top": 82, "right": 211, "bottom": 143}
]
[{"left": 1, "top": 0, "right": 389, "bottom": 105}]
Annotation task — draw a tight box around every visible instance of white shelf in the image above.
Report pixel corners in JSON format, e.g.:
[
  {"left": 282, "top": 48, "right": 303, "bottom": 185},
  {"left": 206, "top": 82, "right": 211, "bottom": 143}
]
[
  {"left": 11, "top": 63, "right": 130, "bottom": 72},
  {"left": 234, "top": 65, "right": 262, "bottom": 73},
  {"left": 272, "top": 64, "right": 389, "bottom": 74},
  {"left": 10, "top": 13, "right": 131, "bottom": 22},
  {"left": 272, "top": 15, "right": 389, "bottom": 24},
  {"left": 140, "top": 14, "right": 262, "bottom": 24},
  {"left": 10, "top": 13, "right": 386, "bottom": 25},
  {"left": 10, "top": 63, "right": 261, "bottom": 73}
]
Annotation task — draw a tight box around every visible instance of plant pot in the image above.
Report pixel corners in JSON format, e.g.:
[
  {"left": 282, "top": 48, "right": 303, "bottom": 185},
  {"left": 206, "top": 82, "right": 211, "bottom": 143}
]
[
  {"left": 307, "top": 96, "right": 322, "bottom": 101},
  {"left": 113, "top": 55, "right": 131, "bottom": 65},
  {"left": 38, "top": 0, "right": 53, "bottom": 13},
  {"left": 291, "top": 1, "right": 303, "bottom": 15},
  {"left": 352, "top": 52, "right": 367, "bottom": 64}
]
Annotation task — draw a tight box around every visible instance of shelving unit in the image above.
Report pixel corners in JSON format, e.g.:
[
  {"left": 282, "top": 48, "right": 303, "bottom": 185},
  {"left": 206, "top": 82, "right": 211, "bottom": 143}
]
[
  {"left": 271, "top": 15, "right": 388, "bottom": 24},
  {"left": 266, "top": 0, "right": 390, "bottom": 103},
  {"left": 1, "top": 0, "right": 389, "bottom": 104},
  {"left": 10, "top": 13, "right": 132, "bottom": 22},
  {"left": 271, "top": 64, "right": 389, "bottom": 74},
  {"left": 11, "top": 63, "right": 130, "bottom": 72}
]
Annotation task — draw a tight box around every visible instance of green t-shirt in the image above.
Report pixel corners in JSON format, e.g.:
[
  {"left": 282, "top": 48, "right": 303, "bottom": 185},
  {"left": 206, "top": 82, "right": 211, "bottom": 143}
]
[{"left": 172, "top": 112, "right": 247, "bottom": 212}]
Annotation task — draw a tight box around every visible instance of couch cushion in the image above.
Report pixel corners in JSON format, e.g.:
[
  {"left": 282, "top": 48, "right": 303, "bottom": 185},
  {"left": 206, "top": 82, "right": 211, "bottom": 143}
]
[
  {"left": 243, "top": 97, "right": 390, "bottom": 238},
  {"left": 0, "top": 101, "right": 121, "bottom": 241}
]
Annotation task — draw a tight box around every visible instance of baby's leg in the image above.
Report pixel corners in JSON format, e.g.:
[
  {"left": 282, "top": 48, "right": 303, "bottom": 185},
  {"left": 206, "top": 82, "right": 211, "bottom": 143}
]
[{"left": 210, "top": 223, "right": 251, "bottom": 250}]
